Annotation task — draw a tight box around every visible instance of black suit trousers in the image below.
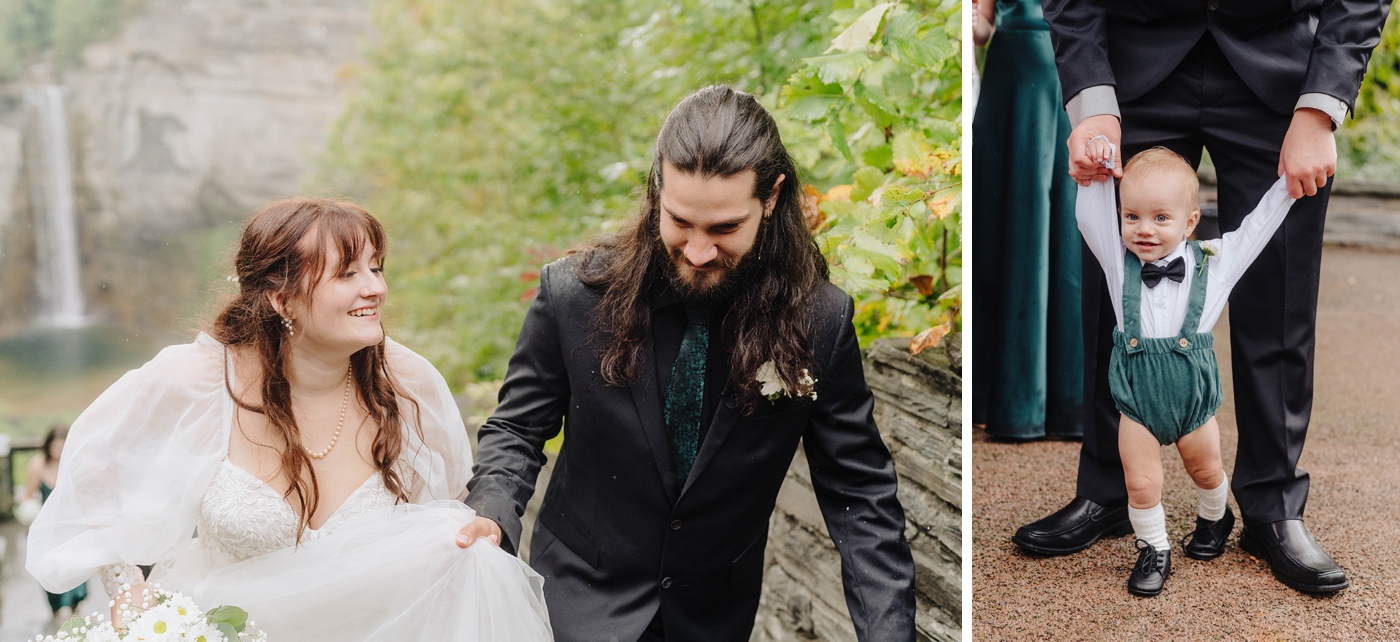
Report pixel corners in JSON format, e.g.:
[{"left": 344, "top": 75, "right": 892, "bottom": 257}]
[{"left": 1077, "top": 33, "right": 1328, "bottom": 526}]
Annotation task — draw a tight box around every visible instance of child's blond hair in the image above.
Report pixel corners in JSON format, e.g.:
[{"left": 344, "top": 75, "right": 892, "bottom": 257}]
[{"left": 1122, "top": 147, "right": 1200, "bottom": 212}]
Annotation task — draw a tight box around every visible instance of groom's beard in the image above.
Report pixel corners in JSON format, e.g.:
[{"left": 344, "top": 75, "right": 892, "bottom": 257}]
[{"left": 658, "top": 240, "right": 763, "bottom": 308}]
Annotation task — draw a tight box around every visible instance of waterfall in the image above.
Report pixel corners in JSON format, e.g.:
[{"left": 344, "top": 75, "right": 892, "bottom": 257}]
[{"left": 24, "top": 85, "right": 88, "bottom": 328}]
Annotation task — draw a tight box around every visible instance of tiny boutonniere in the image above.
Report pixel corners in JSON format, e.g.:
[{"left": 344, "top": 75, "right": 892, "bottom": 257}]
[
  {"left": 757, "top": 360, "right": 818, "bottom": 401},
  {"left": 1197, "top": 245, "right": 1217, "bottom": 277}
]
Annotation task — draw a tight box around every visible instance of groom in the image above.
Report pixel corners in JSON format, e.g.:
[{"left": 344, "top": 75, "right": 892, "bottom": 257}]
[
  {"left": 456, "top": 85, "right": 916, "bottom": 641},
  {"left": 1016, "top": 0, "right": 1390, "bottom": 592}
]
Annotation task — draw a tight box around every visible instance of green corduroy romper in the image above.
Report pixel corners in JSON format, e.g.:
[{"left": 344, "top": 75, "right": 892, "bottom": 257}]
[{"left": 1108, "top": 242, "right": 1223, "bottom": 446}]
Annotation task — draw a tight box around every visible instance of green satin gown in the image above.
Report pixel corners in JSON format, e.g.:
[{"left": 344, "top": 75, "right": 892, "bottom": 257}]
[{"left": 971, "top": 0, "right": 1083, "bottom": 439}]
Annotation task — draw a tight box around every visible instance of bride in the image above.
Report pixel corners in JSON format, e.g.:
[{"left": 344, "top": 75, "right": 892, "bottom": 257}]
[{"left": 26, "top": 198, "right": 553, "bottom": 640}]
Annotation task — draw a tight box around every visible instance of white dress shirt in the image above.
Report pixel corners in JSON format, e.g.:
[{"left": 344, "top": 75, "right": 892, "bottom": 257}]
[{"left": 1077, "top": 175, "right": 1297, "bottom": 337}]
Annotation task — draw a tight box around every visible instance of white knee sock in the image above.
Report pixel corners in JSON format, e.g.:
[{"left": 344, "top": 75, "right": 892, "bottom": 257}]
[
  {"left": 1197, "top": 475, "right": 1229, "bottom": 521},
  {"left": 1128, "top": 504, "right": 1169, "bottom": 551}
]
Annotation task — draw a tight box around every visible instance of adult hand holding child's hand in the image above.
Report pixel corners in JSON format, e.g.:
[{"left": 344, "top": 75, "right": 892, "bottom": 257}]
[
  {"left": 1278, "top": 107, "right": 1336, "bottom": 199},
  {"left": 1068, "top": 114, "right": 1122, "bottom": 186}
]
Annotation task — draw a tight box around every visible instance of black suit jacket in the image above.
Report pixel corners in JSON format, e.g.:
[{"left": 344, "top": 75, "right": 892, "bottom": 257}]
[
  {"left": 1041, "top": 0, "right": 1392, "bottom": 114},
  {"left": 465, "top": 256, "right": 916, "bottom": 642}
]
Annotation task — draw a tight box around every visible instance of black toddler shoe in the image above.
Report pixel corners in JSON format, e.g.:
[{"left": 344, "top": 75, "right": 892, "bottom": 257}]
[
  {"left": 1128, "top": 539, "right": 1171, "bottom": 597},
  {"left": 1181, "top": 506, "right": 1235, "bottom": 560},
  {"left": 1239, "top": 519, "right": 1348, "bottom": 593},
  {"left": 1012, "top": 497, "right": 1133, "bottom": 556}
]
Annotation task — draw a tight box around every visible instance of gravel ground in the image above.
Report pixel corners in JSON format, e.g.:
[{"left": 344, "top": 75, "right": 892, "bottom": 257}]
[{"left": 973, "top": 246, "right": 1400, "bottom": 640}]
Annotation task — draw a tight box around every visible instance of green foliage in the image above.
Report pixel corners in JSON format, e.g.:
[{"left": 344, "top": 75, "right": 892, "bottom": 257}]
[
  {"left": 330, "top": 0, "right": 960, "bottom": 387},
  {"left": 1339, "top": 9, "right": 1400, "bottom": 182},
  {"left": 206, "top": 605, "right": 250, "bottom": 633},
  {"left": 780, "top": 0, "right": 960, "bottom": 352}
]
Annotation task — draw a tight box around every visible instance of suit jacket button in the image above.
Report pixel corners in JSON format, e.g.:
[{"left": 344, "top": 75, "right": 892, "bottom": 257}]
[
  {"left": 661, "top": 577, "right": 674, "bottom": 589},
  {"left": 670, "top": 520, "right": 683, "bottom": 531},
  {"left": 1207, "top": 0, "right": 1218, "bottom": 8}
]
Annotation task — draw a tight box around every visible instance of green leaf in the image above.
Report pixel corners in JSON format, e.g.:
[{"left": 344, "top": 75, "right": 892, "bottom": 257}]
[
  {"left": 804, "top": 52, "right": 873, "bottom": 85},
  {"left": 842, "top": 254, "right": 875, "bottom": 279},
  {"left": 217, "top": 622, "right": 239, "bottom": 640},
  {"left": 938, "top": 283, "right": 962, "bottom": 302},
  {"left": 785, "top": 95, "right": 840, "bottom": 122},
  {"left": 882, "top": 10, "right": 927, "bottom": 39},
  {"left": 882, "top": 70, "right": 914, "bottom": 99},
  {"left": 888, "top": 34, "right": 951, "bottom": 69},
  {"left": 850, "top": 247, "right": 904, "bottom": 278},
  {"left": 207, "top": 605, "right": 250, "bottom": 632},
  {"left": 850, "top": 166, "right": 885, "bottom": 202},
  {"left": 59, "top": 616, "right": 88, "bottom": 637},
  {"left": 827, "top": 2, "right": 895, "bottom": 53},
  {"left": 881, "top": 186, "right": 926, "bottom": 203},
  {"left": 781, "top": 75, "right": 844, "bottom": 122},
  {"left": 853, "top": 82, "right": 899, "bottom": 130},
  {"left": 862, "top": 143, "right": 893, "bottom": 169},
  {"left": 827, "top": 113, "right": 854, "bottom": 163}
]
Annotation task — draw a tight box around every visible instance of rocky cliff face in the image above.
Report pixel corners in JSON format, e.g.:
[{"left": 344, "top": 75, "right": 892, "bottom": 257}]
[
  {"left": 0, "top": 0, "right": 370, "bottom": 339},
  {"left": 753, "top": 337, "right": 963, "bottom": 642}
]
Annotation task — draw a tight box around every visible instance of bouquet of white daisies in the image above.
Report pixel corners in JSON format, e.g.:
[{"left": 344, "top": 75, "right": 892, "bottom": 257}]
[{"left": 33, "top": 584, "right": 265, "bottom": 642}]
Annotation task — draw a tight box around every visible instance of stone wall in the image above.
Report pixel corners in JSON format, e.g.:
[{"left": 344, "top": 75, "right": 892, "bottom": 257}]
[{"left": 752, "top": 337, "right": 962, "bottom": 642}]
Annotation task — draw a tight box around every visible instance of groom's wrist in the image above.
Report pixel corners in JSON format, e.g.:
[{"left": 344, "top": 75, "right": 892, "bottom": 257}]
[
  {"left": 1067, "top": 85, "right": 1120, "bottom": 126},
  {"left": 1295, "top": 93, "right": 1347, "bottom": 131}
]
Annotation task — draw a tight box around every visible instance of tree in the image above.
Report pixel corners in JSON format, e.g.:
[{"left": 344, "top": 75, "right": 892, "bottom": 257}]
[{"left": 328, "top": 0, "right": 961, "bottom": 387}]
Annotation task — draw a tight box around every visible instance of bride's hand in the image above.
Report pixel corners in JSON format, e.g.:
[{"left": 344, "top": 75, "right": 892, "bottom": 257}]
[
  {"left": 110, "top": 581, "right": 151, "bottom": 628},
  {"left": 455, "top": 516, "right": 503, "bottom": 549}
]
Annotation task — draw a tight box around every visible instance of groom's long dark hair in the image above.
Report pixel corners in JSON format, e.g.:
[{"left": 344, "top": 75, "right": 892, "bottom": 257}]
[{"left": 576, "top": 85, "right": 828, "bottom": 406}]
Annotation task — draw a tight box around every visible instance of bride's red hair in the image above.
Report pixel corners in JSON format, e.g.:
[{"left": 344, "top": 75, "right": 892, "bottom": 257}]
[{"left": 209, "top": 197, "right": 419, "bottom": 541}]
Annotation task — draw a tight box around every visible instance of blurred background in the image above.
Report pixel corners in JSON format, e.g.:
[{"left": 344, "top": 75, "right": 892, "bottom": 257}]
[{"left": 0, "top": 0, "right": 960, "bottom": 639}]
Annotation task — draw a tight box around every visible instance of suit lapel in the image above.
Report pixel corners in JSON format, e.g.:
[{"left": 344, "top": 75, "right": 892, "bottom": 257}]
[
  {"left": 680, "top": 378, "right": 740, "bottom": 498},
  {"left": 631, "top": 347, "right": 680, "bottom": 504}
]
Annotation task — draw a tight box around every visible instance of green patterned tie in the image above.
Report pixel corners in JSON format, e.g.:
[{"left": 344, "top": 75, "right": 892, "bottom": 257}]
[{"left": 664, "top": 304, "right": 712, "bottom": 486}]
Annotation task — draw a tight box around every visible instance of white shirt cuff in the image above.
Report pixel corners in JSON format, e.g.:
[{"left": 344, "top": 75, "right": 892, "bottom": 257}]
[
  {"left": 1066, "top": 85, "right": 1120, "bottom": 126},
  {"left": 1295, "top": 93, "right": 1348, "bottom": 130}
]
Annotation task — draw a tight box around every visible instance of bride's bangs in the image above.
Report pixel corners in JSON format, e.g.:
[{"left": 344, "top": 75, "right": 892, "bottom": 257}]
[{"left": 299, "top": 202, "right": 387, "bottom": 288}]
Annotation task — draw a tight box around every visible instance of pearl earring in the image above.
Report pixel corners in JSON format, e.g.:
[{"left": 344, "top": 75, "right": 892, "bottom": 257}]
[{"left": 282, "top": 316, "right": 295, "bottom": 335}]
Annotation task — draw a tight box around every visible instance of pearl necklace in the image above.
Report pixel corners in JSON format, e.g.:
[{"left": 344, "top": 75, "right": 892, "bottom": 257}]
[{"left": 304, "top": 366, "right": 352, "bottom": 460}]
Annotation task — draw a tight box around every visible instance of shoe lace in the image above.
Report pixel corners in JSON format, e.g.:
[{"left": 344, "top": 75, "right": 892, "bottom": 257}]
[
  {"left": 1134, "top": 539, "right": 1165, "bottom": 574},
  {"left": 1178, "top": 515, "right": 1222, "bottom": 552}
]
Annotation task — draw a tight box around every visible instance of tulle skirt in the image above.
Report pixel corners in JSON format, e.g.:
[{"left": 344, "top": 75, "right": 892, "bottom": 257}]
[{"left": 156, "top": 501, "right": 552, "bottom": 641}]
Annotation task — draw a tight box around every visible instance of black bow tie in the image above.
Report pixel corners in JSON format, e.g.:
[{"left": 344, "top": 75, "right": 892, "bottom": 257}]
[{"left": 1141, "top": 257, "right": 1186, "bottom": 288}]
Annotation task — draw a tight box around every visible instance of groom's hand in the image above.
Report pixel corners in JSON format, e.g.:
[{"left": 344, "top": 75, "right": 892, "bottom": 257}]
[
  {"left": 1068, "top": 114, "right": 1122, "bottom": 186},
  {"left": 1278, "top": 107, "right": 1336, "bottom": 199},
  {"left": 455, "top": 516, "right": 502, "bottom": 548}
]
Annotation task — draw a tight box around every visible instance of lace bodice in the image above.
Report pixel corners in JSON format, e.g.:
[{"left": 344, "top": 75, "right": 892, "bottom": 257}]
[{"left": 197, "top": 460, "right": 399, "bottom": 562}]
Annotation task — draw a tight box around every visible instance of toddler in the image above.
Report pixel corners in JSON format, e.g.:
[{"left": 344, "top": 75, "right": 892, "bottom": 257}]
[{"left": 1077, "top": 139, "right": 1295, "bottom": 596}]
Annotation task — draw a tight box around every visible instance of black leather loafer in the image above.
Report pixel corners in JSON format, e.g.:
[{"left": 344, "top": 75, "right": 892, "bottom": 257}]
[
  {"left": 1012, "top": 497, "right": 1133, "bottom": 556},
  {"left": 1128, "top": 539, "right": 1171, "bottom": 597},
  {"left": 1239, "top": 519, "right": 1348, "bottom": 593},
  {"left": 1181, "top": 506, "right": 1235, "bottom": 560}
]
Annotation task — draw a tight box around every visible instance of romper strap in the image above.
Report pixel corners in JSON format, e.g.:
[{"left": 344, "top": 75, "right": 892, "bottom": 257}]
[
  {"left": 1179, "top": 241, "right": 1210, "bottom": 340},
  {"left": 1121, "top": 247, "right": 1143, "bottom": 340}
]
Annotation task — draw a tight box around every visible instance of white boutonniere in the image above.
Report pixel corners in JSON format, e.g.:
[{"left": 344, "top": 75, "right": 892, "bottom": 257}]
[
  {"left": 757, "top": 360, "right": 818, "bottom": 401},
  {"left": 1197, "top": 244, "right": 1217, "bottom": 278}
]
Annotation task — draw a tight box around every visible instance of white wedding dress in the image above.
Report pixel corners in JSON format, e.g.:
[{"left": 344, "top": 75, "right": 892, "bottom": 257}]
[{"left": 27, "top": 334, "right": 553, "bottom": 641}]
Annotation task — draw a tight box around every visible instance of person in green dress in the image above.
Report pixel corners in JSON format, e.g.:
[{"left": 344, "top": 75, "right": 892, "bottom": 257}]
[
  {"left": 971, "top": 0, "right": 1083, "bottom": 440},
  {"left": 24, "top": 425, "right": 89, "bottom": 622}
]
